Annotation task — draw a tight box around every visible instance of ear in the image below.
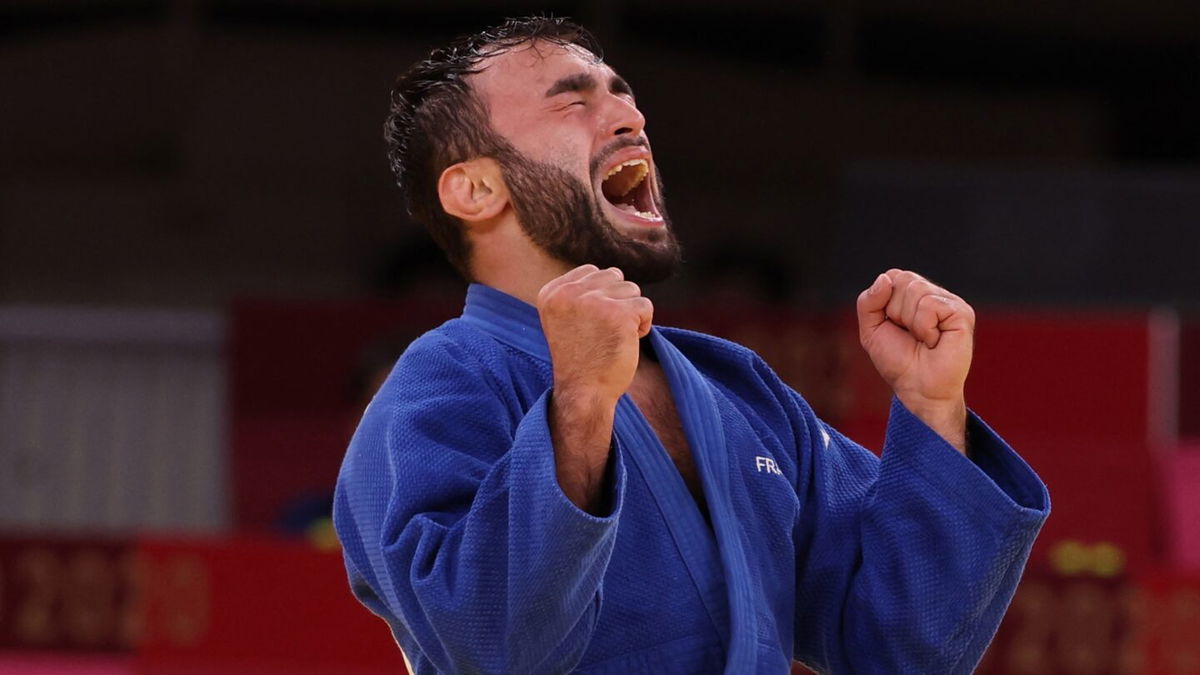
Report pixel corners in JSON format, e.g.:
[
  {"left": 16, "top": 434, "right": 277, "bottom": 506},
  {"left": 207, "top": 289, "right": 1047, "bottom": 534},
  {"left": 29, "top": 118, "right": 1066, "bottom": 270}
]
[{"left": 437, "top": 157, "right": 509, "bottom": 225}]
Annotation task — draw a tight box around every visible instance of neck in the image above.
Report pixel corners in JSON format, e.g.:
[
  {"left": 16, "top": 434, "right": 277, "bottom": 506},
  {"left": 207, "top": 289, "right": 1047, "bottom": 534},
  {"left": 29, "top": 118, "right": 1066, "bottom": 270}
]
[
  {"left": 473, "top": 263, "right": 564, "bottom": 306},
  {"left": 468, "top": 215, "right": 571, "bottom": 305}
]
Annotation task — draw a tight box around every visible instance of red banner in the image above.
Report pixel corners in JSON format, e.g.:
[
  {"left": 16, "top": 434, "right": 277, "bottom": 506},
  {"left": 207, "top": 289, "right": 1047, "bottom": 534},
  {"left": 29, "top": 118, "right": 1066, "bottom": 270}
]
[
  {"left": 3, "top": 536, "right": 1199, "bottom": 674},
  {"left": 0, "top": 536, "right": 404, "bottom": 674}
]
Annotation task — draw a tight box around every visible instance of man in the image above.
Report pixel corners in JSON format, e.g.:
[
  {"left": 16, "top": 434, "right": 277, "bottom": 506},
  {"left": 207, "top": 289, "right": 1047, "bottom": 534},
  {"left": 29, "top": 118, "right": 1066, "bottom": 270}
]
[{"left": 334, "top": 16, "right": 1049, "bottom": 674}]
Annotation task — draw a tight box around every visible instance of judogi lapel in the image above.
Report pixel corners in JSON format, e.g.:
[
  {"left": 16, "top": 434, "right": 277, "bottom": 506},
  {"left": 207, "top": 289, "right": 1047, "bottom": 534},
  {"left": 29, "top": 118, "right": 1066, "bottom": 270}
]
[{"left": 461, "top": 284, "right": 757, "bottom": 673}]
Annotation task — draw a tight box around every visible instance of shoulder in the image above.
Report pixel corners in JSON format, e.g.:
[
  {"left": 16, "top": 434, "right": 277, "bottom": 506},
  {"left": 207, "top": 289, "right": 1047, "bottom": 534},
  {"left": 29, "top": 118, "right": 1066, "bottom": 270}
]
[
  {"left": 399, "top": 318, "right": 501, "bottom": 369},
  {"left": 365, "top": 320, "right": 510, "bottom": 417},
  {"left": 371, "top": 318, "right": 548, "bottom": 435},
  {"left": 657, "top": 325, "right": 759, "bottom": 360},
  {"left": 385, "top": 319, "right": 524, "bottom": 395},
  {"left": 657, "top": 325, "right": 818, "bottom": 436},
  {"left": 657, "top": 326, "right": 779, "bottom": 386},
  {"left": 347, "top": 319, "right": 530, "bottom": 466}
]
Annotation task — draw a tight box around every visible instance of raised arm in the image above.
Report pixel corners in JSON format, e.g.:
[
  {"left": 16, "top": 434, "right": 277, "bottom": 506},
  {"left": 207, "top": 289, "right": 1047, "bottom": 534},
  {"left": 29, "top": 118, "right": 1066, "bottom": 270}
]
[
  {"left": 334, "top": 265, "right": 654, "bottom": 674},
  {"left": 538, "top": 264, "right": 653, "bottom": 514},
  {"left": 333, "top": 332, "right": 625, "bottom": 674},
  {"left": 788, "top": 270, "right": 1049, "bottom": 672}
]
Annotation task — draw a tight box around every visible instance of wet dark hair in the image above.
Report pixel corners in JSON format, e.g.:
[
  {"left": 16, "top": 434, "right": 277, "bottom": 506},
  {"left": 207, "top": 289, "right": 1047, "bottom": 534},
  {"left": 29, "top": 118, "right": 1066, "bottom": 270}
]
[{"left": 383, "top": 16, "right": 603, "bottom": 278}]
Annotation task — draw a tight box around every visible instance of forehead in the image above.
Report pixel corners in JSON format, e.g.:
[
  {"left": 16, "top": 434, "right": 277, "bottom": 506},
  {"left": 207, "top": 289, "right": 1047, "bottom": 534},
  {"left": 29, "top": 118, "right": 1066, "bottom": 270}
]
[{"left": 469, "top": 41, "right": 616, "bottom": 103}]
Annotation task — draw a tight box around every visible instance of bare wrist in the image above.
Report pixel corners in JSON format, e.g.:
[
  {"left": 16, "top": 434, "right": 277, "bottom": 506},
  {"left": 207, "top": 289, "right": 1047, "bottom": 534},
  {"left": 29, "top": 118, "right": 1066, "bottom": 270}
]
[{"left": 897, "top": 393, "right": 969, "bottom": 455}]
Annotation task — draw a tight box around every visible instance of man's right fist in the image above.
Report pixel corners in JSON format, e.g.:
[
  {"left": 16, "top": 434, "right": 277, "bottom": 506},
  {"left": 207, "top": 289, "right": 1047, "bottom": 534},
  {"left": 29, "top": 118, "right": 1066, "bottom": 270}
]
[{"left": 537, "top": 264, "right": 654, "bottom": 406}]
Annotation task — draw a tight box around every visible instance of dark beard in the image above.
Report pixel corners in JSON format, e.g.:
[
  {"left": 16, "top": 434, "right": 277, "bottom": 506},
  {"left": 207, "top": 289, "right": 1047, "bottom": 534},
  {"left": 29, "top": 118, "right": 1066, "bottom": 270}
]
[{"left": 495, "top": 147, "right": 682, "bottom": 285}]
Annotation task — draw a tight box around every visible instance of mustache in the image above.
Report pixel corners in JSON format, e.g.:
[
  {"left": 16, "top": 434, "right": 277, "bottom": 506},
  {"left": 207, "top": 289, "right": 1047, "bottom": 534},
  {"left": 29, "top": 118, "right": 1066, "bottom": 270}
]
[{"left": 589, "top": 136, "right": 650, "bottom": 181}]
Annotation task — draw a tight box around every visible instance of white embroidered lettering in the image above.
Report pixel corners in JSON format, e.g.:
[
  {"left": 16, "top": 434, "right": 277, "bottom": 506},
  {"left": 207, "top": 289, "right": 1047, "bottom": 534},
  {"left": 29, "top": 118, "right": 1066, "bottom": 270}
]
[{"left": 755, "top": 456, "right": 783, "bottom": 476}]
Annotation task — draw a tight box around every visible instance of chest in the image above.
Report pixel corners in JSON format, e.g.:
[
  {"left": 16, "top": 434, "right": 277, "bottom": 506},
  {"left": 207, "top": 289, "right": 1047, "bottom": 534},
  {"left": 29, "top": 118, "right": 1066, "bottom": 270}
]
[{"left": 626, "top": 363, "right": 707, "bottom": 513}]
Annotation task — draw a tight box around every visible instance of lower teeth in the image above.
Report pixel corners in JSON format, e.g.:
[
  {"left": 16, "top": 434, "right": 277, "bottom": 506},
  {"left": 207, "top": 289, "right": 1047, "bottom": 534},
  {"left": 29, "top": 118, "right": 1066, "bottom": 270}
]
[{"left": 615, "top": 203, "right": 656, "bottom": 219}]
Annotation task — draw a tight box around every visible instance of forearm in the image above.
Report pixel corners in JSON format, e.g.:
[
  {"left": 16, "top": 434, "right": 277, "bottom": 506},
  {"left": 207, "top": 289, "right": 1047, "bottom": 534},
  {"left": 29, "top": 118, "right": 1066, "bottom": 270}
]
[{"left": 550, "top": 385, "right": 618, "bottom": 514}]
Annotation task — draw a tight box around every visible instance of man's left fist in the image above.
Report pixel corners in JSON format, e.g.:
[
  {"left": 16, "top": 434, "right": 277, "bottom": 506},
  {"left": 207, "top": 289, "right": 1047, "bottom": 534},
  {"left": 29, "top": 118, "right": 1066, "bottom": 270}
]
[{"left": 856, "top": 269, "right": 975, "bottom": 451}]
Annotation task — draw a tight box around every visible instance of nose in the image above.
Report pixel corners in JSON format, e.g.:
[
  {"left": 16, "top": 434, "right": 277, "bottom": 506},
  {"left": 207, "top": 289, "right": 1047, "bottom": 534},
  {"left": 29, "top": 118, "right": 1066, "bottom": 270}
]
[{"left": 603, "top": 94, "right": 645, "bottom": 138}]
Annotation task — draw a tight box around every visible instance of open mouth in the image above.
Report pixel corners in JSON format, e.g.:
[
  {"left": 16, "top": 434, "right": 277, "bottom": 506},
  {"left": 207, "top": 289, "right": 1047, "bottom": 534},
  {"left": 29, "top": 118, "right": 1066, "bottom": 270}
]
[{"left": 600, "top": 158, "right": 661, "bottom": 221}]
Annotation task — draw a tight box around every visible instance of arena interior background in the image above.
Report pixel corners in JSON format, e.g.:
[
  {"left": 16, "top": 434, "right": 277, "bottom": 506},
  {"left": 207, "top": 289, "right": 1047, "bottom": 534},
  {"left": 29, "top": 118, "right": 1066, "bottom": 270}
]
[{"left": 1, "top": 1, "right": 1199, "bottom": 673}]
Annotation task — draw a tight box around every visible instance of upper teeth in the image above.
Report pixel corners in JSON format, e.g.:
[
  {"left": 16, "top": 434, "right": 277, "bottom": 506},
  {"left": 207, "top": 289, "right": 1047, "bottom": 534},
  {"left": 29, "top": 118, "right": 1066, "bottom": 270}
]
[
  {"left": 605, "top": 158, "right": 648, "bottom": 179},
  {"left": 603, "top": 159, "right": 649, "bottom": 197}
]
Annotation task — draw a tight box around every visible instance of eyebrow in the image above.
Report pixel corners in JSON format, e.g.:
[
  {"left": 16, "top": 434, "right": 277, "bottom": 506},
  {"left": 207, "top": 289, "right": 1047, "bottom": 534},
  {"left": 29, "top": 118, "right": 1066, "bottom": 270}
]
[{"left": 544, "top": 72, "right": 635, "bottom": 99}]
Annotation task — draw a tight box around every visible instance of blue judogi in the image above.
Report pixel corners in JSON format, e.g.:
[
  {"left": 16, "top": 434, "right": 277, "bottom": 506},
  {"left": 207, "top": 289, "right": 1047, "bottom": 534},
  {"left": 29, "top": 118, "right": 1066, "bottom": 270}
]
[{"left": 334, "top": 283, "right": 1049, "bottom": 674}]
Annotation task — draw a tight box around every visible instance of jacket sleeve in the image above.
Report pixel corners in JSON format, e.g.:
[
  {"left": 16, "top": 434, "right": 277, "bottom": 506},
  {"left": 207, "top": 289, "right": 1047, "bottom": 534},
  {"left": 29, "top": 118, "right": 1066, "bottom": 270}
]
[
  {"left": 333, "top": 334, "right": 625, "bottom": 674},
  {"left": 789, "top": 394, "right": 1050, "bottom": 674}
]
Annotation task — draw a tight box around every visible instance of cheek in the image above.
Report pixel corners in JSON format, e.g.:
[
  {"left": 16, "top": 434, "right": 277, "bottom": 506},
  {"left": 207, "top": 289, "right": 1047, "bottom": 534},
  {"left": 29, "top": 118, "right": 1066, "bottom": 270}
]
[
  {"left": 547, "top": 145, "right": 592, "bottom": 178},
  {"left": 513, "top": 139, "right": 594, "bottom": 184},
  {"left": 484, "top": 109, "right": 595, "bottom": 182}
]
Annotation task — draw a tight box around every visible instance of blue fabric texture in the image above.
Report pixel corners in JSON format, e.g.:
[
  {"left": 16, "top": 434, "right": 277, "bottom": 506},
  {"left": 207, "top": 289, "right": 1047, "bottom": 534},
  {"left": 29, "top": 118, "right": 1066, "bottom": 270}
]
[{"left": 334, "top": 283, "right": 1050, "bottom": 674}]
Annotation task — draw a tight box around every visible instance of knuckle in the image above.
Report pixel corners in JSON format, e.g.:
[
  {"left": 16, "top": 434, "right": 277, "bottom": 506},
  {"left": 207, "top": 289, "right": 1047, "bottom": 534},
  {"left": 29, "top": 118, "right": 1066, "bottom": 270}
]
[
  {"left": 579, "top": 287, "right": 603, "bottom": 304},
  {"left": 549, "top": 284, "right": 572, "bottom": 304},
  {"left": 537, "top": 282, "right": 561, "bottom": 305},
  {"left": 561, "top": 281, "right": 591, "bottom": 303}
]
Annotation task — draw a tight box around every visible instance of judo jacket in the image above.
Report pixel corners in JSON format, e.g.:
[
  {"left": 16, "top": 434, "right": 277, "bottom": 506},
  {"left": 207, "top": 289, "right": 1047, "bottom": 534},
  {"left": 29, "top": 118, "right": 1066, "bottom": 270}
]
[{"left": 334, "top": 283, "right": 1050, "bottom": 674}]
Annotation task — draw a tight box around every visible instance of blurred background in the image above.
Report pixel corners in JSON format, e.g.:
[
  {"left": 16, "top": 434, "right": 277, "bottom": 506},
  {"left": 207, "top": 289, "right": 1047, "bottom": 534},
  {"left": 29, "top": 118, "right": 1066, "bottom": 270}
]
[{"left": 1, "top": 0, "right": 1198, "bottom": 673}]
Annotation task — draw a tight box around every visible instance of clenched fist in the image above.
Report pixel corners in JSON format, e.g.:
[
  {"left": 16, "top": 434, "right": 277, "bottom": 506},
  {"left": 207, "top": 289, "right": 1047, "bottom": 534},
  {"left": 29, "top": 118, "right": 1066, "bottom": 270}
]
[
  {"left": 537, "top": 264, "right": 653, "bottom": 512},
  {"left": 856, "top": 269, "right": 975, "bottom": 453},
  {"left": 538, "top": 264, "right": 654, "bottom": 406}
]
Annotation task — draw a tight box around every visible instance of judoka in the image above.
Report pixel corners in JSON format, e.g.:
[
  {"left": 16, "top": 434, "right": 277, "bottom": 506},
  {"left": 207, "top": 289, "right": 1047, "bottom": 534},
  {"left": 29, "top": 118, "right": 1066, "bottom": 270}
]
[{"left": 334, "top": 16, "right": 1050, "bottom": 674}]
